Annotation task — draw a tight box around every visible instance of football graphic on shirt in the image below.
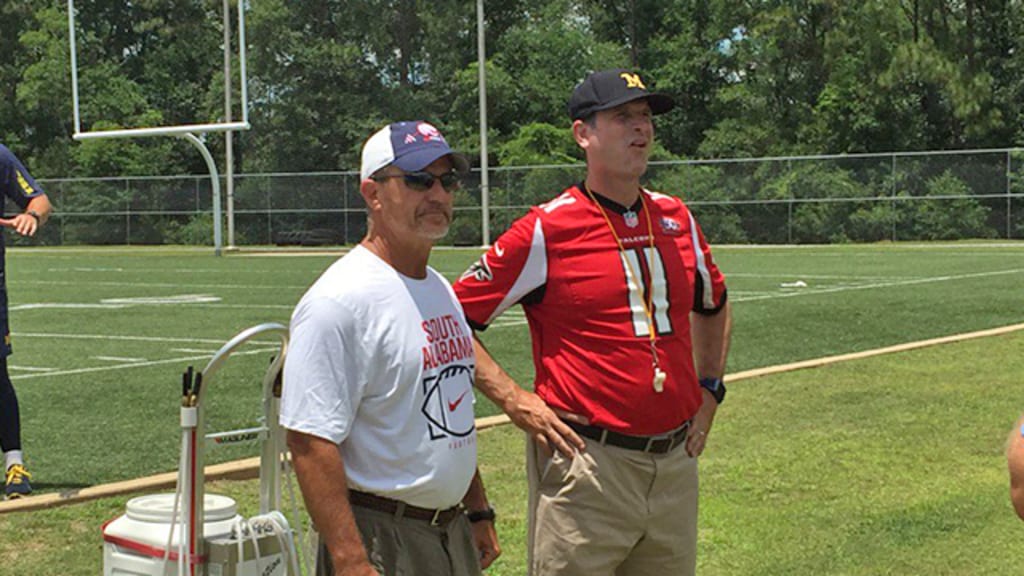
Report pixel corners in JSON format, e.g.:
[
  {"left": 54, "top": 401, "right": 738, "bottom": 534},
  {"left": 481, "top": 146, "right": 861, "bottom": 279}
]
[{"left": 421, "top": 363, "right": 475, "bottom": 439}]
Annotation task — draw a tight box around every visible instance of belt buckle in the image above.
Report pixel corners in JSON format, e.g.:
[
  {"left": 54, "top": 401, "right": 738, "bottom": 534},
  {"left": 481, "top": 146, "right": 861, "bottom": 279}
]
[
  {"left": 669, "top": 421, "right": 690, "bottom": 452},
  {"left": 430, "top": 508, "right": 443, "bottom": 526},
  {"left": 644, "top": 435, "right": 669, "bottom": 453}
]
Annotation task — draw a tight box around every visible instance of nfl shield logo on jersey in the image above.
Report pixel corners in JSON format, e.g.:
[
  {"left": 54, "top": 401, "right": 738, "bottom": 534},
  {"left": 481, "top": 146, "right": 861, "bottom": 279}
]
[{"left": 623, "top": 210, "right": 639, "bottom": 228}]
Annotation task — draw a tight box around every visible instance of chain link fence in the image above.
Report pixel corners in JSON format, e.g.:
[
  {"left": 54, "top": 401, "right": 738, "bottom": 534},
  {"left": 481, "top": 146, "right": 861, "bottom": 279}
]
[{"left": 20, "top": 148, "right": 1023, "bottom": 248}]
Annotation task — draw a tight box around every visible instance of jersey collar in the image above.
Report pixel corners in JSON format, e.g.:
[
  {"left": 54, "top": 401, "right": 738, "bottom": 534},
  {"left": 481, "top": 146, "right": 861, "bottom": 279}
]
[{"left": 577, "top": 181, "right": 644, "bottom": 215}]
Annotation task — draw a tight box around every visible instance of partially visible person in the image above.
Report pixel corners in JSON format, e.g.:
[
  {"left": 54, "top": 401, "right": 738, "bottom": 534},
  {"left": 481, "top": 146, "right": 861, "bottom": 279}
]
[
  {"left": 1007, "top": 415, "right": 1024, "bottom": 519},
  {"left": 454, "top": 69, "right": 732, "bottom": 575},
  {"left": 0, "top": 144, "right": 52, "bottom": 499},
  {"left": 281, "top": 121, "right": 500, "bottom": 575}
]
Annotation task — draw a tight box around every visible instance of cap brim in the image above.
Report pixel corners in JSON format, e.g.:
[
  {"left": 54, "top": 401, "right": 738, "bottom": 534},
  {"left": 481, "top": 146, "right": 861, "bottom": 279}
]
[
  {"left": 393, "top": 149, "right": 470, "bottom": 174},
  {"left": 646, "top": 93, "right": 675, "bottom": 115},
  {"left": 574, "top": 92, "right": 676, "bottom": 120}
]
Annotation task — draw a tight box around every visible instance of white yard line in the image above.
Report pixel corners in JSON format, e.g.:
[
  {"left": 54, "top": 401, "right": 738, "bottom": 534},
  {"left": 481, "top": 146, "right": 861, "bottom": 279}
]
[
  {"left": 47, "top": 267, "right": 293, "bottom": 274},
  {"left": 492, "top": 320, "right": 529, "bottom": 328},
  {"left": 13, "top": 302, "right": 293, "bottom": 311},
  {"left": 732, "top": 268, "right": 1024, "bottom": 302},
  {"left": 12, "top": 332, "right": 272, "bottom": 346},
  {"left": 717, "top": 242, "right": 1024, "bottom": 250},
  {"left": 727, "top": 292, "right": 779, "bottom": 299},
  {"left": 11, "top": 303, "right": 126, "bottom": 311},
  {"left": 8, "top": 366, "right": 58, "bottom": 372},
  {"left": 92, "top": 356, "right": 148, "bottom": 363},
  {"left": 10, "top": 347, "right": 278, "bottom": 381},
  {"left": 725, "top": 272, "right": 920, "bottom": 281},
  {"left": 12, "top": 279, "right": 309, "bottom": 290}
]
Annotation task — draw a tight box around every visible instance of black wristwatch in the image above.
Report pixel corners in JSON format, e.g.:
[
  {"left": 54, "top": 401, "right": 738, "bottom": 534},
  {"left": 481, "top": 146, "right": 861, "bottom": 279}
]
[
  {"left": 465, "top": 507, "right": 496, "bottom": 523},
  {"left": 699, "top": 377, "right": 726, "bottom": 405}
]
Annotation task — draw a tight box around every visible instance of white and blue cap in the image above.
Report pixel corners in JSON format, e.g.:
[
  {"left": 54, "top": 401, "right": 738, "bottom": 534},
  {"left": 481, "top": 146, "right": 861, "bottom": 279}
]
[{"left": 360, "top": 121, "right": 469, "bottom": 181}]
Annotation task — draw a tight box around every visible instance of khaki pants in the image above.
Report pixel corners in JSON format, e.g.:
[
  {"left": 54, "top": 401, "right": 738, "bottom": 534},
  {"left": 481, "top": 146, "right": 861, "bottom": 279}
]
[
  {"left": 527, "top": 436, "right": 698, "bottom": 576},
  {"left": 316, "top": 506, "right": 482, "bottom": 576}
]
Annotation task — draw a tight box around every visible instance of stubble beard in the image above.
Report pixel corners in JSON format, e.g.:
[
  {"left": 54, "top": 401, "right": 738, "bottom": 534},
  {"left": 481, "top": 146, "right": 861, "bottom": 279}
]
[{"left": 417, "top": 210, "right": 452, "bottom": 240}]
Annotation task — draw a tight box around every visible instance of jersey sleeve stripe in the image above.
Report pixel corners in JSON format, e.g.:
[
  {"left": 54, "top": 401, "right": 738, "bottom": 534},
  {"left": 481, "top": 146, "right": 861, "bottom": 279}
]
[
  {"left": 688, "top": 212, "right": 715, "bottom": 310},
  {"left": 485, "top": 217, "right": 547, "bottom": 325},
  {"left": 16, "top": 171, "right": 40, "bottom": 196}
]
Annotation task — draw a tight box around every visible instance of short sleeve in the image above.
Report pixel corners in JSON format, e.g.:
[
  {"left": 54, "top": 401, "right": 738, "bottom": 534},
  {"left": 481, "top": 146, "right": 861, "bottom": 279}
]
[
  {"left": 454, "top": 210, "right": 548, "bottom": 329},
  {"left": 687, "top": 211, "right": 728, "bottom": 314},
  {"left": 280, "top": 295, "right": 364, "bottom": 444},
  {"left": 0, "top": 146, "right": 44, "bottom": 209}
]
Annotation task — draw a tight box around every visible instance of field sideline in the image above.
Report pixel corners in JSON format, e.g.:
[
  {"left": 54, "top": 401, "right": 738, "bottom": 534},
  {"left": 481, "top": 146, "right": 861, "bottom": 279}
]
[
  {"left": 0, "top": 241, "right": 1020, "bottom": 493},
  {"left": 0, "top": 242, "right": 1019, "bottom": 574},
  {"left": 2, "top": 318, "right": 1021, "bottom": 515},
  {"left": 1, "top": 328, "right": 1021, "bottom": 574}
]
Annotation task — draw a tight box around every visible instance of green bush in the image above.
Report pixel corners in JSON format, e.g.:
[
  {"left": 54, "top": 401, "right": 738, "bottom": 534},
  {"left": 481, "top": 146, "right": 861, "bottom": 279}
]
[
  {"left": 906, "top": 171, "right": 995, "bottom": 240},
  {"left": 650, "top": 164, "right": 749, "bottom": 244},
  {"left": 761, "top": 165, "right": 870, "bottom": 243},
  {"left": 164, "top": 213, "right": 215, "bottom": 246},
  {"left": 847, "top": 202, "right": 899, "bottom": 242}
]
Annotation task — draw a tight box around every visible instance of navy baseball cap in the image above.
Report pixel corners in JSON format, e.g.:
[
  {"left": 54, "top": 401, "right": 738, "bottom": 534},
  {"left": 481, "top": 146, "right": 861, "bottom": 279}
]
[
  {"left": 567, "top": 69, "right": 675, "bottom": 121},
  {"left": 360, "top": 121, "right": 469, "bottom": 180}
]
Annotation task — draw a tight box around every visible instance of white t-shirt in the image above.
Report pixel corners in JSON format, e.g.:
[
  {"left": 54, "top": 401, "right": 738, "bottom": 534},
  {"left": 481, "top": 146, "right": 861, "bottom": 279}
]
[{"left": 281, "top": 245, "right": 477, "bottom": 509}]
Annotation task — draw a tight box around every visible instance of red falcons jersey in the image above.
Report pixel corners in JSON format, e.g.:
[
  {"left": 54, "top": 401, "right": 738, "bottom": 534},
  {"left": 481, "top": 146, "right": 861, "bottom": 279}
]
[{"left": 454, "top": 183, "right": 727, "bottom": 435}]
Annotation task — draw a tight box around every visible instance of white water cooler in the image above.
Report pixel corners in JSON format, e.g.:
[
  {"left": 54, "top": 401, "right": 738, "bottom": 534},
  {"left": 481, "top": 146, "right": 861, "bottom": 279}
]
[
  {"left": 103, "top": 493, "right": 241, "bottom": 575},
  {"left": 102, "top": 324, "right": 302, "bottom": 575}
]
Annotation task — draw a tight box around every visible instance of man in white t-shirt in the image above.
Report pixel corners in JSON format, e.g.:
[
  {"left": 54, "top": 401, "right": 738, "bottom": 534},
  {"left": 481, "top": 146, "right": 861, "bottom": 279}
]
[{"left": 281, "top": 121, "right": 500, "bottom": 576}]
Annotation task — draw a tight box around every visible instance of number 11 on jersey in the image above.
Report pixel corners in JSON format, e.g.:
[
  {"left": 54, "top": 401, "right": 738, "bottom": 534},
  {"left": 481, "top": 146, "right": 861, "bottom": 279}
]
[{"left": 620, "top": 246, "right": 672, "bottom": 337}]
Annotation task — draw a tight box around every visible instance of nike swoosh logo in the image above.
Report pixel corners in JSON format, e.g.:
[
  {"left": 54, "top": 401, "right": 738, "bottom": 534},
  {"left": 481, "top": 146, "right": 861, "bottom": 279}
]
[
  {"left": 494, "top": 243, "right": 505, "bottom": 257},
  {"left": 448, "top": 390, "right": 470, "bottom": 412}
]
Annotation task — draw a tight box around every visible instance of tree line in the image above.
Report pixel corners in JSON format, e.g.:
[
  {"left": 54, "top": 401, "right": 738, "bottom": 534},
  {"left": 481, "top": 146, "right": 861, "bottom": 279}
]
[{"left": 1, "top": 1, "right": 1022, "bottom": 244}]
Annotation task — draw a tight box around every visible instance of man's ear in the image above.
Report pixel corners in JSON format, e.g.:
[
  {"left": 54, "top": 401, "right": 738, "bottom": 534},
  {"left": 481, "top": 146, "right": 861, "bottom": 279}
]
[
  {"left": 360, "top": 178, "right": 382, "bottom": 212},
  {"left": 572, "top": 119, "right": 591, "bottom": 151}
]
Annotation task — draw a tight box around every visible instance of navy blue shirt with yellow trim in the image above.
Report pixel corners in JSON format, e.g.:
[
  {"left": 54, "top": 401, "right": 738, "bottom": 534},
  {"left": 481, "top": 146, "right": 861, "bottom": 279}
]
[{"left": 0, "top": 144, "right": 45, "bottom": 268}]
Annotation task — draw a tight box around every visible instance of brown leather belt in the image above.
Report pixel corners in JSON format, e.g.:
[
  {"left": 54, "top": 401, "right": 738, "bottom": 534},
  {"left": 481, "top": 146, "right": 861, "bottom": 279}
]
[
  {"left": 564, "top": 420, "right": 690, "bottom": 454},
  {"left": 348, "top": 490, "right": 461, "bottom": 526}
]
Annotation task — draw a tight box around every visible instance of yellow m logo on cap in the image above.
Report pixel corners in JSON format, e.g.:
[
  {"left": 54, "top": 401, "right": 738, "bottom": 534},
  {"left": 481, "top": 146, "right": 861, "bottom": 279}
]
[{"left": 620, "top": 73, "right": 646, "bottom": 89}]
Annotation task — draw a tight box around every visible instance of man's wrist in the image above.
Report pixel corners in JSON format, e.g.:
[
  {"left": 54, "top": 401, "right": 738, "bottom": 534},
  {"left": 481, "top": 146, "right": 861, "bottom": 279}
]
[
  {"left": 699, "top": 377, "right": 726, "bottom": 405},
  {"left": 465, "top": 506, "right": 496, "bottom": 523},
  {"left": 26, "top": 210, "right": 40, "bottom": 223}
]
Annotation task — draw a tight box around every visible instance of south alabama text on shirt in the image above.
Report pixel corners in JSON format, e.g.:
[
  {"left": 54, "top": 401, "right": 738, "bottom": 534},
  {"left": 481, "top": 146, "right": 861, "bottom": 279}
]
[{"left": 421, "top": 313, "right": 474, "bottom": 370}]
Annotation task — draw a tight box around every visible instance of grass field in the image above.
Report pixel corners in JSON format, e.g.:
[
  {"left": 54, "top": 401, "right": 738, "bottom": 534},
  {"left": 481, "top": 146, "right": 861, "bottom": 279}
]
[
  {"left": 2, "top": 330, "right": 1023, "bottom": 574},
  {"left": 0, "top": 242, "right": 1021, "bottom": 573}
]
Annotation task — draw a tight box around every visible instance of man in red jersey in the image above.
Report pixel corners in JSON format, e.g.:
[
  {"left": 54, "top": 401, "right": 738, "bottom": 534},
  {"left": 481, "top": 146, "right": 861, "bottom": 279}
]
[{"left": 453, "top": 69, "right": 732, "bottom": 575}]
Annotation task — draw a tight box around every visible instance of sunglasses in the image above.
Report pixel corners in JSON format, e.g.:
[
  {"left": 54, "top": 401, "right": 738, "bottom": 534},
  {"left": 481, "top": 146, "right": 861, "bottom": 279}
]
[{"left": 373, "top": 170, "right": 462, "bottom": 192}]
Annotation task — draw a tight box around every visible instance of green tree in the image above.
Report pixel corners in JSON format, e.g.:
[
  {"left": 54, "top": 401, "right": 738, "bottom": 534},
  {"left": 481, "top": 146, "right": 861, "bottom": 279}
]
[
  {"left": 0, "top": 1, "right": 77, "bottom": 175},
  {"left": 446, "top": 0, "right": 622, "bottom": 160},
  {"left": 906, "top": 170, "right": 994, "bottom": 240}
]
